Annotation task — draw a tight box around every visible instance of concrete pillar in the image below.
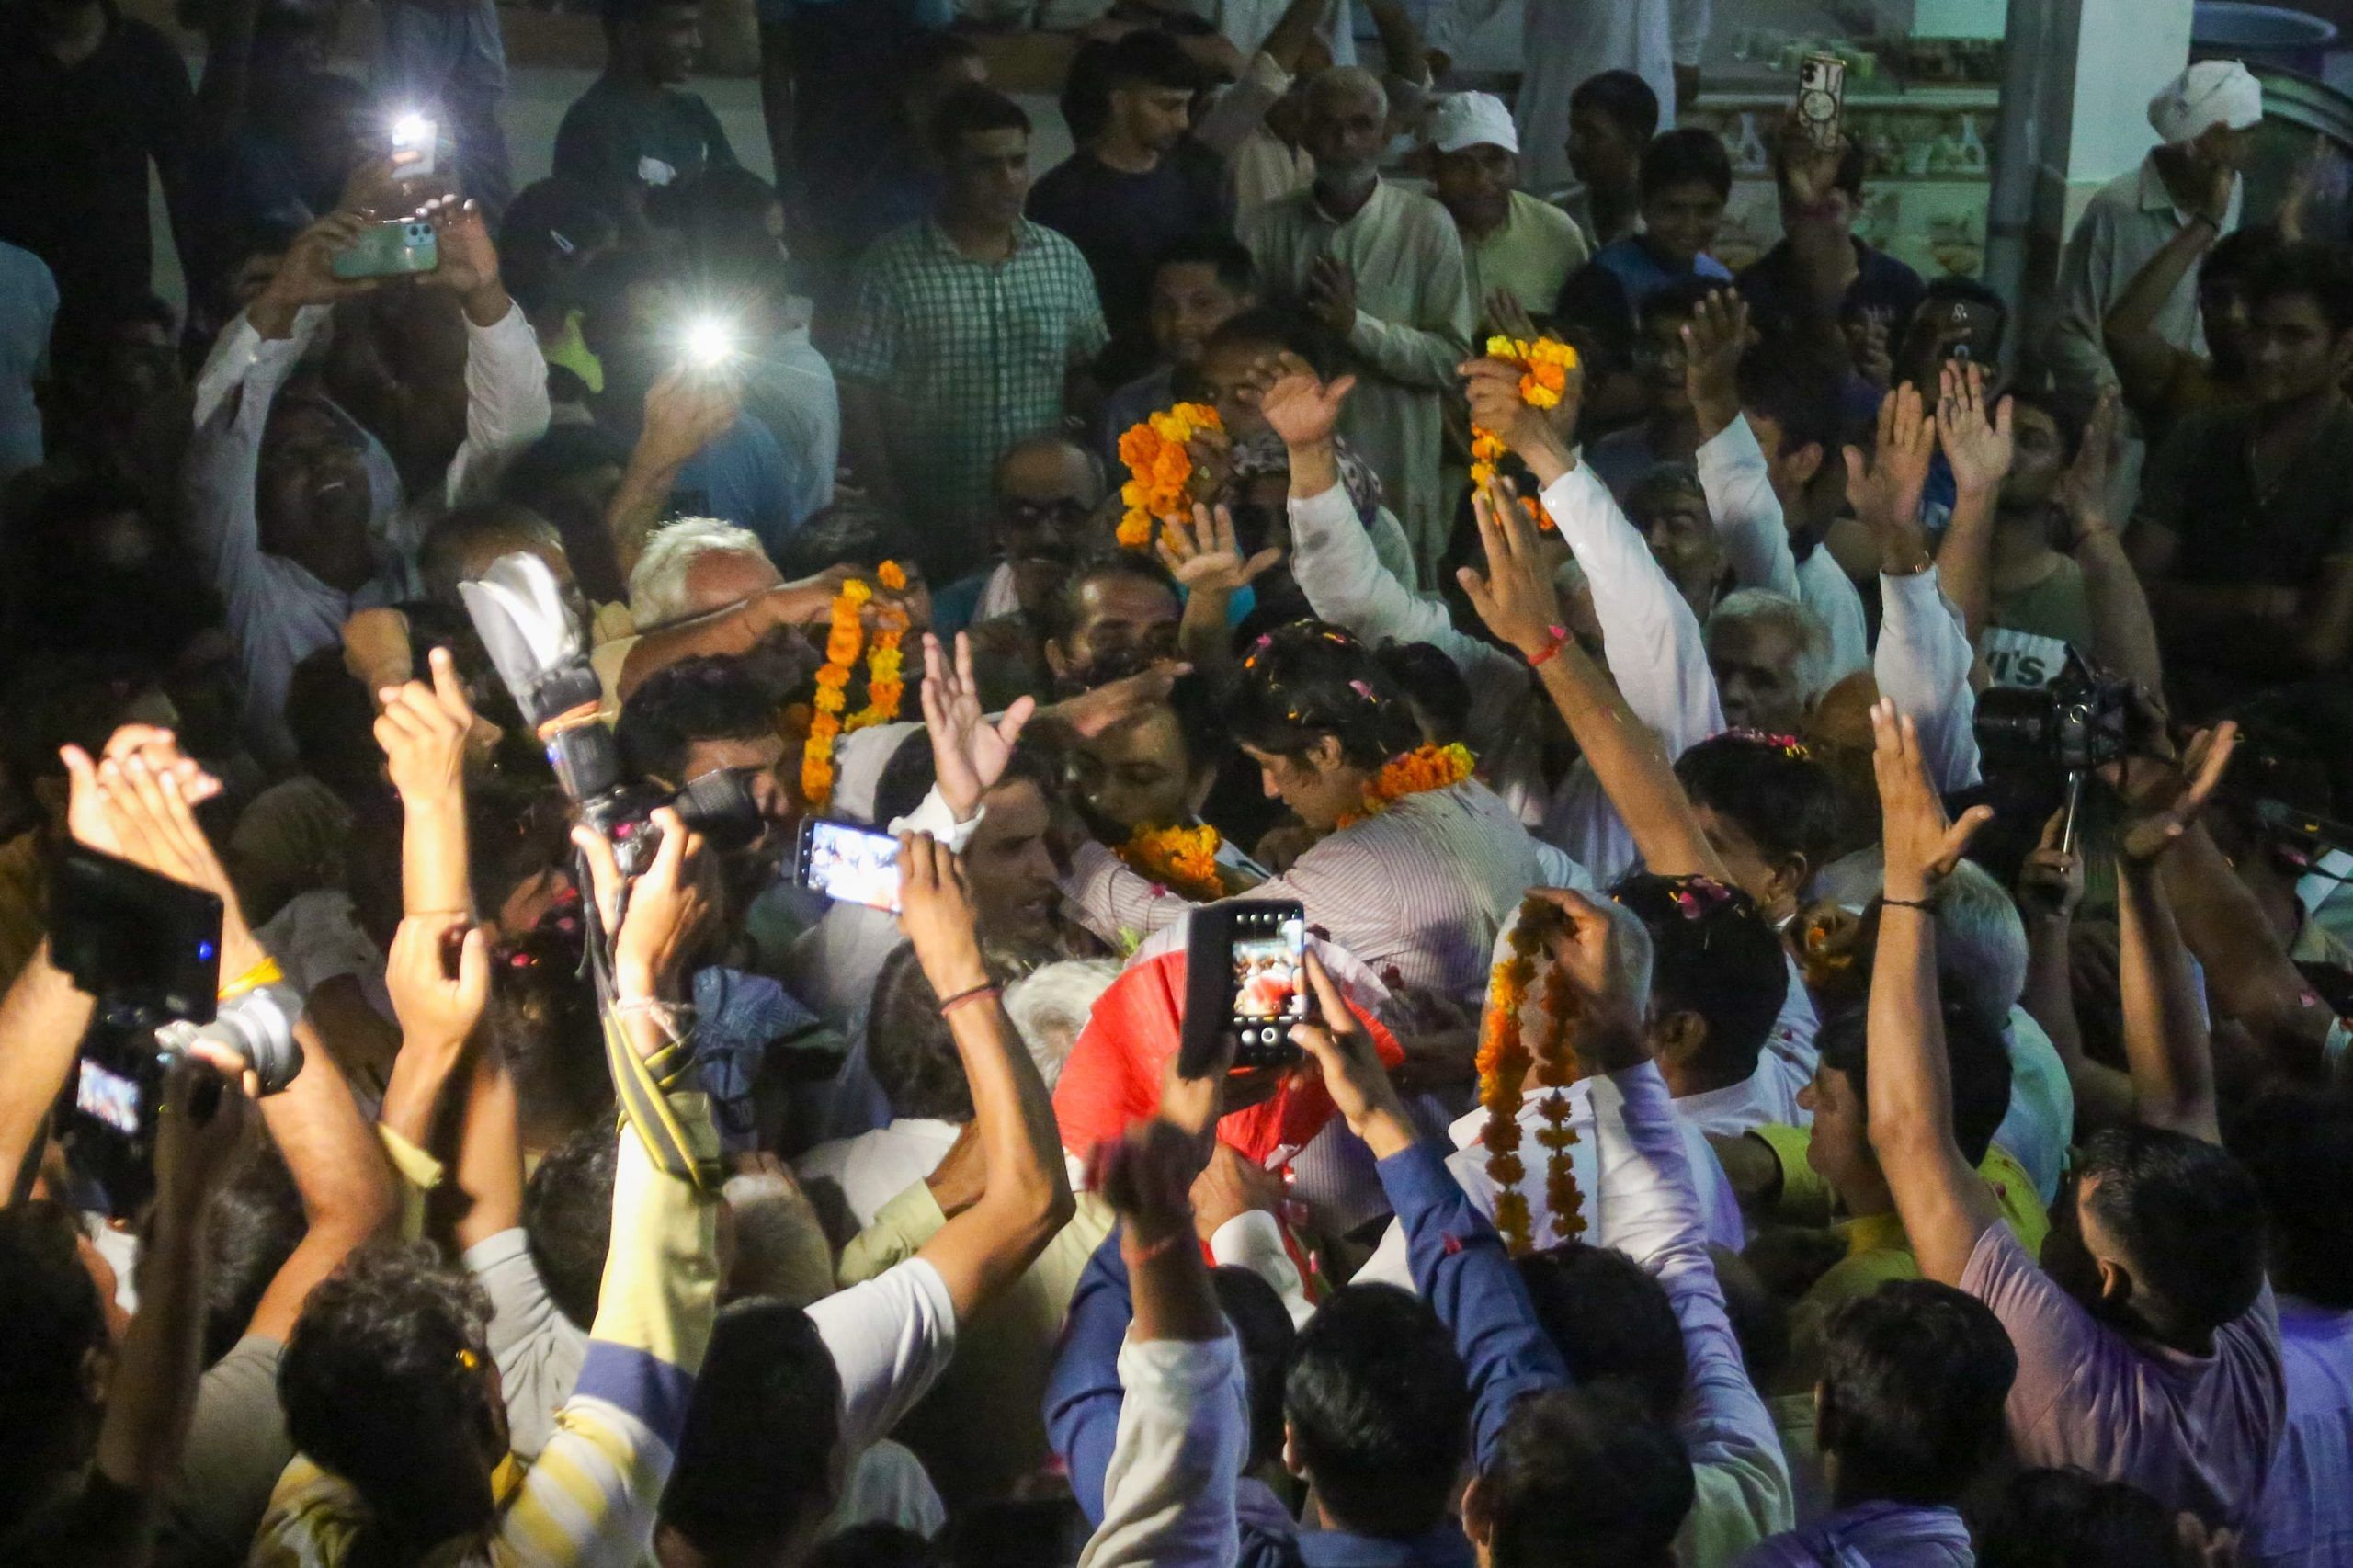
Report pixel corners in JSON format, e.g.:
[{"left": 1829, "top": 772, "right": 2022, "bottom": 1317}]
[{"left": 1985, "top": 0, "right": 2197, "bottom": 345}]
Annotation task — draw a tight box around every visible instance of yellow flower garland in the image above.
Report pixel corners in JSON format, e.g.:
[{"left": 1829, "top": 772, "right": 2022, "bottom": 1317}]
[
  {"left": 1478, "top": 894, "right": 1587, "bottom": 1254},
  {"left": 800, "top": 577, "right": 870, "bottom": 809},
  {"left": 1335, "top": 742, "right": 1475, "bottom": 830},
  {"left": 1117, "top": 403, "right": 1222, "bottom": 550},
  {"left": 846, "top": 561, "right": 910, "bottom": 734},
  {"left": 1469, "top": 335, "right": 1577, "bottom": 533},
  {"left": 1116, "top": 822, "right": 1225, "bottom": 901}
]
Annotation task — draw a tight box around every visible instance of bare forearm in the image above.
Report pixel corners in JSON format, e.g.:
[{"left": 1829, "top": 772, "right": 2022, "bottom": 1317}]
[
  {"left": 96, "top": 1199, "right": 208, "bottom": 1493},
  {"left": 960, "top": 1002, "right": 1068, "bottom": 1228},
  {"left": 1126, "top": 1227, "right": 1227, "bottom": 1343},
  {"left": 2115, "top": 859, "right": 2219, "bottom": 1141},
  {"left": 401, "top": 798, "right": 472, "bottom": 918},
  {"left": 608, "top": 449, "right": 687, "bottom": 583},
  {"left": 1865, "top": 903, "right": 1999, "bottom": 1281},
  {"left": 267, "top": 1024, "right": 397, "bottom": 1243},
  {"left": 1176, "top": 588, "right": 1236, "bottom": 676},
  {"left": 2074, "top": 526, "right": 2165, "bottom": 698},
  {"left": 1933, "top": 491, "right": 1998, "bottom": 643},
  {"left": 0, "top": 947, "right": 97, "bottom": 1188},
  {"left": 448, "top": 1046, "right": 527, "bottom": 1249},
  {"left": 1531, "top": 652, "right": 1724, "bottom": 880},
  {"left": 2157, "top": 825, "right": 2335, "bottom": 1079},
  {"left": 2024, "top": 913, "right": 2133, "bottom": 1130},
  {"left": 2104, "top": 217, "right": 2217, "bottom": 347}
]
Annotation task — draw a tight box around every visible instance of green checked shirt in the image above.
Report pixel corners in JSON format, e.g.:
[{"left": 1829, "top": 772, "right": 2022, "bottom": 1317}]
[{"left": 837, "top": 219, "right": 1108, "bottom": 569}]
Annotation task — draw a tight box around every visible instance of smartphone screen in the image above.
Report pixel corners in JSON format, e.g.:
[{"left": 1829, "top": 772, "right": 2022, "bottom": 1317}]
[
  {"left": 801, "top": 820, "right": 903, "bottom": 913},
  {"left": 76, "top": 1058, "right": 143, "bottom": 1136},
  {"left": 1229, "top": 908, "right": 1308, "bottom": 1027}
]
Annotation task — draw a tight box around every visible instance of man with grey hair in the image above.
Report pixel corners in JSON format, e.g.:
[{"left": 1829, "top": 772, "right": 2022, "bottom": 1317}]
[
  {"left": 596, "top": 516, "right": 848, "bottom": 704},
  {"left": 1704, "top": 589, "right": 1832, "bottom": 734},
  {"left": 1239, "top": 65, "right": 1473, "bottom": 586}
]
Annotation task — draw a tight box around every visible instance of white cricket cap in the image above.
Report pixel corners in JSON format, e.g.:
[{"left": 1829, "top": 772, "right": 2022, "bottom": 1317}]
[{"left": 1427, "top": 91, "right": 1518, "bottom": 155}]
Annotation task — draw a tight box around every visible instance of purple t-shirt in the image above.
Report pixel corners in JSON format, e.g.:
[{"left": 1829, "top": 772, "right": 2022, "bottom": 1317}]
[
  {"left": 2247, "top": 1300, "right": 2353, "bottom": 1567},
  {"left": 1961, "top": 1222, "right": 2286, "bottom": 1528}
]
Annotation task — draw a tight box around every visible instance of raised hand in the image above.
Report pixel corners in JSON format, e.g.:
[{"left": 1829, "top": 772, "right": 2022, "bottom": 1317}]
[
  {"left": 1681, "top": 288, "right": 1751, "bottom": 437},
  {"left": 1183, "top": 424, "right": 1233, "bottom": 503},
  {"left": 375, "top": 645, "right": 479, "bottom": 810},
  {"left": 416, "top": 195, "right": 506, "bottom": 314},
  {"left": 1870, "top": 699, "right": 1995, "bottom": 903},
  {"left": 1250, "top": 351, "right": 1357, "bottom": 451},
  {"left": 1518, "top": 887, "right": 1651, "bottom": 1071},
  {"left": 1458, "top": 474, "right": 1565, "bottom": 661},
  {"left": 2115, "top": 722, "right": 2239, "bottom": 864},
  {"left": 1157, "top": 501, "right": 1281, "bottom": 596},
  {"left": 62, "top": 726, "right": 220, "bottom": 859},
  {"left": 1935, "top": 360, "right": 2013, "bottom": 500},
  {"left": 2058, "top": 385, "right": 2121, "bottom": 540},
  {"left": 1288, "top": 952, "right": 1413, "bottom": 1155},
  {"left": 637, "top": 361, "right": 743, "bottom": 474},
  {"left": 1461, "top": 353, "right": 1578, "bottom": 481},
  {"left": 919, "top": 631, "right": 1037, "bottom": 822},
  {"left": 152, "top": 1053, "right": 256, "bottom": 1217},
  {"left": 1842, "top": 383, "right": 1938, "bottom": 573},
  {"left": 2017, "top": 808, "right": 2086, "bottom": 922},
  {"left": 896, "top": 832, "right": 990, "bottom": 998},
  {"left": 1097, "top": 1117, "right": 1211, "bottom": 1246},
  {"left": 573, "top": 806, "right": 714, "bottom": 1007},
  {"left": 384, "top": 911, "right": 492, "bottom": 1057},
  {"left": 254, "top": 211, "right": 384, "bottom": 325},
  {"left": 1845, "top": 307, "right": 1893, "bottom": 389}
]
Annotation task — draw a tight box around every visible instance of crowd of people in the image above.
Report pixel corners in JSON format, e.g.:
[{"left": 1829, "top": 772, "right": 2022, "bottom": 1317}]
[{"left": 2, "top": 0, "right": 2351, "bottom": 1562}]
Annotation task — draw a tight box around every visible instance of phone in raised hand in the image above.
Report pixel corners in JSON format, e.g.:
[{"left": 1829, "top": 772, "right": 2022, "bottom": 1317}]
[{"left": 797, "top": 818, "right": 904, "bottom": 914}]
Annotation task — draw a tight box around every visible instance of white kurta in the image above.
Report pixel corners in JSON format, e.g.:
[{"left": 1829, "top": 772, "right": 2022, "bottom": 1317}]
[
  {"left": 1424, "top": 0, "right": 1713, "bottom": 195},
  {"left": 1239, "top": 179, "right": 1474, "bottom": 584}
]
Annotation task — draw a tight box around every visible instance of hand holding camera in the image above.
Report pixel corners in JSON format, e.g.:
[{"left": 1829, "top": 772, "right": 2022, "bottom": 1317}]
[
  {"left": 574, "top": 804, "right": 714, "bottom": 1012},
  {"left": 896, "top": 833, "right": 990, "bottom": 1002}
]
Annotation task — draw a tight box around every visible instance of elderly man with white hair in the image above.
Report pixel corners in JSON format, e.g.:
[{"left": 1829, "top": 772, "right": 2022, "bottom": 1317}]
[
  {"left": 1239, "top": 66, "right": 1475, "bottom": 587},
  {"left": 590, "top": 516, "right": 856, "bottom": 704},
  {"left": 1427, "top": 91, "right": 1591, "bottom": 317},
  {"left": 2052, "top": 58, "right": 2264, "bottom": 408}
]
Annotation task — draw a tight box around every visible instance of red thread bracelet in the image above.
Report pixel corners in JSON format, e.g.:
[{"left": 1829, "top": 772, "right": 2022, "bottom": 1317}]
[{"left": 1527, "top": 625, "right": 1571, "bottom": 667}]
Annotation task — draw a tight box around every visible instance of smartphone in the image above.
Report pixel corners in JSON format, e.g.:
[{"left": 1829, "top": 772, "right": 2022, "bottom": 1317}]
[
  {"left": 1179, "top": 901, "right": 1311, "bottom": 1076},
  {"left": 1796, "top": 52, "right": 1847, "bottom": 154},
  {"left": 390, "top": 113, "right": 438, "bottom": 180},
  {"left": 49, "top": 843, "right": 224, "bottom": 1024},
  {"left": 797, "top": 818, "right": 904, "bottom": 914},
  {"left": 332, "top": 219, "right": 439, "bottom": 280}
]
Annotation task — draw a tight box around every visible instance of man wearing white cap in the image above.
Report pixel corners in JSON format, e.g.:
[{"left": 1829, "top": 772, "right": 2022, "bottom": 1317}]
[
  {"left": 1427, "top": 91, "right": 1591, "bottom": 319},
  {"left": 2052, "top": 58, "right": 2263, "bottom": 409},
  {"left": 1424, "top": 0, "right": 1709, "bottom": 197}
]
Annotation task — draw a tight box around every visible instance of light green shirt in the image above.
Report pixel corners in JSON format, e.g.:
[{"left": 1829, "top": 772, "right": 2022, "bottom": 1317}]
[{"left": 1462, "top": 190, "right": 1591, "bottom": 320}]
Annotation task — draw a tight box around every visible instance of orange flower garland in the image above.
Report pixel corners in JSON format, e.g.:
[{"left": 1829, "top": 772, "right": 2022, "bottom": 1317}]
[
  {"left": 1116, "top": 822, "right": 1225, "bottom": 901},
  {"left": 1469, "top": 335, "right": 1577, "bottom": 532},
  {"left": 1117, "top": 403, "right": 1222, "bottom": 549},
  {"left": 1478, "top": 895, "right": 1588, "bottom": 1254},
  {"left": 800, "top": 576, "right": 871, "bottom": 810},
  {"left": 847, "top": 561, "right": 910, "bottom": 734},
  {"left": 1335, "top": 742, "right": 1475, "bottom": 830}
]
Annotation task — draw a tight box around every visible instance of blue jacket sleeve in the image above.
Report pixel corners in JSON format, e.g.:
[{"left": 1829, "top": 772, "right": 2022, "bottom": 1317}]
[
  {"left": 1043, "top": 1227, "right": 1133, "bottom": 1527},
  {"left": 1377, "top": 1141, "right": 1570, "bottom": 1471}
]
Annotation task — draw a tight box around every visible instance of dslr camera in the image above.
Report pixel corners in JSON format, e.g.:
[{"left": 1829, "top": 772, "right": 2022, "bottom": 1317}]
[{"left": 50, "top": 845, "right": 304, "bottom": 1218}]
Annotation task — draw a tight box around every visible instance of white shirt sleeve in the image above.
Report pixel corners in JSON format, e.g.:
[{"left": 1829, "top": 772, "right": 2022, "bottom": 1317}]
[
  {"left": 1077, "top": 1333, "right": 1248, "bottom": 1568},
  {"left": 891, "top": 781, "right": 985, "bottom": 854},
  {"left": 1540, "top": 463, "right": 1724, "bottom": 760},
  {"left": 1422, "top": 0, "right": 1511, "bottom": 60},
  {"left": 445, "top": 301, "right": 554, "bottom": 508},
  {"left": 1599, "top": 1061, "right": 1794, "bottom": 1540},
  {"left": 1287, "top": 483, "right": 1528, "bottom": 751},
  {"left": 807, "top": 1256, "right": 961, "bottom": 1459},
  {"left": 1873, "top": 565, "right": 1983, "bottom": 791},
  {"left": 1694, "top": 416, "right": 1802, "bottom": 602},
  {"left": 186, "top": 307, "right": 324, "bottom": 597}
]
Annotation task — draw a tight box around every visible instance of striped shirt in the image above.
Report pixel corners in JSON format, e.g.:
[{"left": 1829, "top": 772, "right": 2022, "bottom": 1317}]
[
  {"left": 248, "top": 1088, "right": 721, "bottom": 1568},
  {"left": 1064, "top": 777, "right": 1574, "bottom": 1003}
]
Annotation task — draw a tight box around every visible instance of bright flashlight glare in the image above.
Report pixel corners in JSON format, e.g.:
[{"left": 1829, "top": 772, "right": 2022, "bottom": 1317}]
[
  {"left": 683, "top": 316, "right": 737, "bottom": 369},
  {"left": 392, "top": 113, "right": 433, "bottom": 147}
]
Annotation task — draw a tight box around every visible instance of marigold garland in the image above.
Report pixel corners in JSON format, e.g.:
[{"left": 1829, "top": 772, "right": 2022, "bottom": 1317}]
[
  {"left": 1116, "top": 822, "right": 1226, "bottom": 901},
  {"left": 800, "top": 576, "right": 872, "bottom": 810},
  {"left": 1117, "top": 402, "right": 1222, "bottom": 550},
  {"left": 1469, "top": 335, "right": 1577, "bottom": 533},
  {"left": 1478, "top": 895, "right": 1588, "bottom": 1254},
  {"left": 847, "top": 561, "right": 910, "bottom": 734},
  {"left": 1335, "top": 742, "right": 1475, "bottom": 830}
]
